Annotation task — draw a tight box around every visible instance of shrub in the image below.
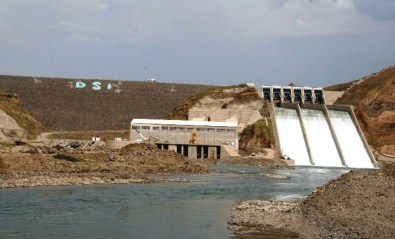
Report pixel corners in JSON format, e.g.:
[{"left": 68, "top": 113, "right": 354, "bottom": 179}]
[{"left": 53, "top": 153, "right": 79, "bottom": 162}]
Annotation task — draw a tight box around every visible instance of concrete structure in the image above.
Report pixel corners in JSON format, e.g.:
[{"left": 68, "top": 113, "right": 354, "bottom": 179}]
[
  {"left": 188, "top": 108, "right": 261, "bottom": 133},
  {"left": 262, "top": 85, "right": 324, "bottom": 104},
  {"left": 324, "top": 91, "right": 344, "bottom": 105},
  {"left": 130, "top": 119, "right": 238, "bottom": 159},
  {"left": 269, "top": 102, "right": 376, "bottom": 168}
]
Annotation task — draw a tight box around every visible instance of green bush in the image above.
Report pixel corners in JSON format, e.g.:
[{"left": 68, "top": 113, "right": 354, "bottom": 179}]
[{"left": 53, "top": 153, "right": 79, "bottom": 162}]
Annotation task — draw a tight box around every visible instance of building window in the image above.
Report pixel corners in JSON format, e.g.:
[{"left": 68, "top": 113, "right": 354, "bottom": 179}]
[
  {"left": 161, "top": 126, "right": 168, "bottom": 130},
  {"left": 170, "top": 127, "right": 177, "bottom": 131},
  {"left": 142, "top": 126, "right": 150, "bottom": 130},
  {"left": 216, "top": 129, "right": 225, "bottom": 132},
  {"left": 152, "top": 126, "right": 160, "bottom": 130},
  {"left": 132, "top": 126, "right": 140, "bottom": 130},
  {"left": 207, "top": 128, "right": 215, "bottom": 132},
  {"left": 226, "top": 129, "right": 236, "bottom": 133},
  {"left": 178, "top": 127, "right": 186, "bottom": 131},
  {"left": 197, "top": 128, "right": 206, "bottom": 131},
  {"left": 186, "top": 128, "right": 194, "bottom": 131}
]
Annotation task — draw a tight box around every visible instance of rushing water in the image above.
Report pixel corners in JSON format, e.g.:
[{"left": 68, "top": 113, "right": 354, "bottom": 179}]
[
  {"left": 328, "top": 110, "right": 375, "bottom": 168},
  {"left": 0, "top": 165, "right": 349, "bottom": 239},
  {"left": 274, "top": 107, "right": 310, "bottom": 165},
  {"left": 301, "top": 109, "right": 343, "bottom": 167}
]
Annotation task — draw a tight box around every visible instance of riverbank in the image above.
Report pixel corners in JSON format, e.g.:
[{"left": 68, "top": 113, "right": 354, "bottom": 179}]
[
  {"left": 0, "top": 140, "right": 296, "bottom": 188},
  {"left": 229, "top": 164, "right": 395, "bottom": 238},
  {"left": 218, "top": 155, "right": 293, "bottom": 169},
  {"left": 0, "top": 143, "right": 210, "bottom": 188}
]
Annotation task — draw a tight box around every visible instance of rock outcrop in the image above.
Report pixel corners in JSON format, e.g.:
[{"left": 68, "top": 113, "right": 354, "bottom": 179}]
[{"left": 0, "top": 109, "right": 26, "bottom": 143}]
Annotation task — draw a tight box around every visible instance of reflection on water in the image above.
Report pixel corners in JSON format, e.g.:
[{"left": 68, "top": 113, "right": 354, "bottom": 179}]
[{"left": 0, "top": 165, "right": 348, "bottom": 239}]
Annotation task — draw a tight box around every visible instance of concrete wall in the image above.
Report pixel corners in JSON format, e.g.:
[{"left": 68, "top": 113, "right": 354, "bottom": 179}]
[
  {"left": 324, "top": 91, "right": 344, "bottom": 105},
  {"left": 188, "top": 108, "right": 261, "bottom": 124},
  {"left": 156, "top": 143, "right": 222, "bottom": 159},
  {"left": 131, "top": 125, "right": 238, "bottom": 148}
]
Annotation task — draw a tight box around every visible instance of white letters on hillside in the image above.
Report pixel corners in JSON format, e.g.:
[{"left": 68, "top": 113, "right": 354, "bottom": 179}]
[{"left": 75, "top": 81, "right": 112, "bottom": 91}]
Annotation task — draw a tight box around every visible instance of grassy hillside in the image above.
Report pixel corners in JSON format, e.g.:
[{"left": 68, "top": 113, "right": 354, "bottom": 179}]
[
  {"left": 0, "top": 75, "right": 208, "bottom": 131},
  {"left": 0, "top": 90, "right": 45, "bottom": 139},
  {"left": 324, "top": 81, "right": 356, "bottom": 91},
  {"left": 333, "top": 66, "right": 395, "bottom": 153}
]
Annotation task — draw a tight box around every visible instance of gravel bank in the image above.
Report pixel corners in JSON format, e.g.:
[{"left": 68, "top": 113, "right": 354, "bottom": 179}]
[{"left": 229, "top": 165, "right": 395, "bottom": 238}]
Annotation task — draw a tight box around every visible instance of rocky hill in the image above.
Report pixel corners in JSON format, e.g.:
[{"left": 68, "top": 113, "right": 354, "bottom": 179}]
[
  {"left": 0, "top": 90, "right": 45, "bottom": 141},
  {"left": 331, "top": 66, "right": 395, "bottom": 154},
  {"left": 0, "top": 75, "right": 208, "bottom": 131},
  {"left": 1, "top": 66, "right": 394, "bottom": 156}
]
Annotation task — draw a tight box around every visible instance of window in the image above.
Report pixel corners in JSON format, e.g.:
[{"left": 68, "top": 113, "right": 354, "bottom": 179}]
[
  {"left": 132, "top": 126, "right": 140, "bottom": 130},
  {"left": 207, "top": 128, "right": 215, "bottom": 132},
  {"left": 170, "top": 127, "right": 177, "bottom": 131},
  {"left": 186, "top": 128, "right": 194, "bottom": 131},
  {"left": 216, "top": 129, "right": 225, "bottom": 132},
  {"left": 161, "top": 126, "right": 168, "bottom": 130},
  {"left": 152, "top": 126, "right": 160, "bottom": 130},
  {"left": 197, "top": 128, "right": 206, "bottom": 131},
  {"left": 142, "top": 126, "right": 150, "bottom": 130},
  {"left": 226, "top": 129, "right": 236, "bottom": 133},
  {"left": 178, "top": 127, "right": 186, "bottom": 131}
]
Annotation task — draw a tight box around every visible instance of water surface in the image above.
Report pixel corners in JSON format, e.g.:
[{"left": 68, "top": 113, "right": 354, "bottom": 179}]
[{"left": 0, "top": 165, "right": 349, "bottom": 239}]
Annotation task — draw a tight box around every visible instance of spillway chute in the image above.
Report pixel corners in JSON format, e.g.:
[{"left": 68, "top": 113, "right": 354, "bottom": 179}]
[{"left": 271, "top": 103, "right": 376, "bottom": 169}]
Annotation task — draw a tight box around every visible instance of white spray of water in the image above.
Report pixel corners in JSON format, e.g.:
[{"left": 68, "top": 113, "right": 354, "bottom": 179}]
[
  {"left": 275, "top": 107, "right": 311, "bottom": 166},
  {"left": 301, "top": 109, "right": 343, "bottom": 167},
  {"left": 328, "top": 110, "right": 374, "bottom": 168}
]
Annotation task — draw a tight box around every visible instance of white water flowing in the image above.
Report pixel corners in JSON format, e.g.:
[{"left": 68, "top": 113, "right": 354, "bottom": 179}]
[
  {"left": 274, "top": 107, "right": 311, "bottom": 166},
  {"left": 300, "top": 109, "right": 343, "bottom": 167},
  {"left": 328, "top": 110, "right": 374, "bottom": 168}
]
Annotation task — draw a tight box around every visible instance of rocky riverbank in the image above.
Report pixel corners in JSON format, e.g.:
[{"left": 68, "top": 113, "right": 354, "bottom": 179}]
[
  {"left": 229, "top": 164, "right": 395, "bottom": 238},
  {"left": 0, "top": 143, "right": 209, "bottom": 188},
  {"left": 218, "top": 155, "right": 293, "bottom": 169}
]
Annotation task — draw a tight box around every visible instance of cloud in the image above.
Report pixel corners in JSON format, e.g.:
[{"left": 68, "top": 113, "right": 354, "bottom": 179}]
[
  {"left": 1, "top": 0, "right": 393, "bottom": 49},
  {"left": 67, "top": 33, "right": 112, "bottom": 45},
  {"left": 0, "top": 0, "right": 394, "bottom": 86},
  {"left": 100, "top": 0, "right": 393, "bottom": 45},
  {"left": 355, "top": 0, "right": 395, "bottom": 21}
]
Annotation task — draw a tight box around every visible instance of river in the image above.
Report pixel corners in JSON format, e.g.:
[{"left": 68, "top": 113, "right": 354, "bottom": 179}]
[{"left": 0, "top": 165, "right": 348, "bottom": 239}]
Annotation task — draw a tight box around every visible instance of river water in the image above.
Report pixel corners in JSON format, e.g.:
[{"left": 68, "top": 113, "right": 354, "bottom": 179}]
[{"left": 0, "top": 165, "right": 348, "bottom": 239}]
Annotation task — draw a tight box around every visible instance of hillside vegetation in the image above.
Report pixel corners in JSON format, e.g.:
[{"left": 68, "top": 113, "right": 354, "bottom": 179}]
[
  {"left": 324, "top": 81, "right": 356, "bottom": 91},
  {"left": 0, "top": 75, "right": 208, "bottom": 131},
  {"left": 334, "top": 66, "right": 395, "bottom": 154},
  {"left": 0, "top": 90, "right": 45, "bottom": 139},
  {"left": 239, "top": 118, "right": 274, "bottom": 150}
]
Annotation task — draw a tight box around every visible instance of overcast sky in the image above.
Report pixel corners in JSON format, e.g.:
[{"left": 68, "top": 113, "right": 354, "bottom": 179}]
[{"left": 1, "top": 0, "right": 394, "bottom": 87}]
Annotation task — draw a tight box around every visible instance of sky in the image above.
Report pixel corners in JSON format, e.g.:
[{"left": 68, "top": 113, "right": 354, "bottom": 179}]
[{"left": 0, "top": 0, "right": 394, "bottom": 87}]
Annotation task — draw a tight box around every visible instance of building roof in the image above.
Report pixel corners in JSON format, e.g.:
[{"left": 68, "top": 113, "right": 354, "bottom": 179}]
[{"left": 131, "top": 119, "right": 238, "bottom": 128}]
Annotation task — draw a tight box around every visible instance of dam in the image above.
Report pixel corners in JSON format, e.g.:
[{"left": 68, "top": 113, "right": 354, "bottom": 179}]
[{"left": 266, "top": 86, "right": 376, "bottom": 169}]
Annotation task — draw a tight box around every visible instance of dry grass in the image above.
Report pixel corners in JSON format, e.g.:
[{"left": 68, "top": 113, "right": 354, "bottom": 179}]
[
  {"left": 47, "top": 130, "right": 130, "bottom": 140},
  {"left": 334, "top": 66, "right": 395, "bottom": 150},
  {"left": 0, "top": 90, "right": 45, "bottom": 139},
  {"left": 324, "top": 81, "right": 357, "bottom": 91}
]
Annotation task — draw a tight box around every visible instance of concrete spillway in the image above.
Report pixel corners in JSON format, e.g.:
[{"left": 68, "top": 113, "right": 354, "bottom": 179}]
[
  {"left": 328, "top": 110, "right": 375, "bottom": 168},
  {"left": 300, "top": 109, "right": 343, "bottom": 167},
  {"left": 273, "top": 105, "right": 375, "bottom": 168},
  {"left": 274, "top": 107, "right": 311, "bottom": 166}
]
